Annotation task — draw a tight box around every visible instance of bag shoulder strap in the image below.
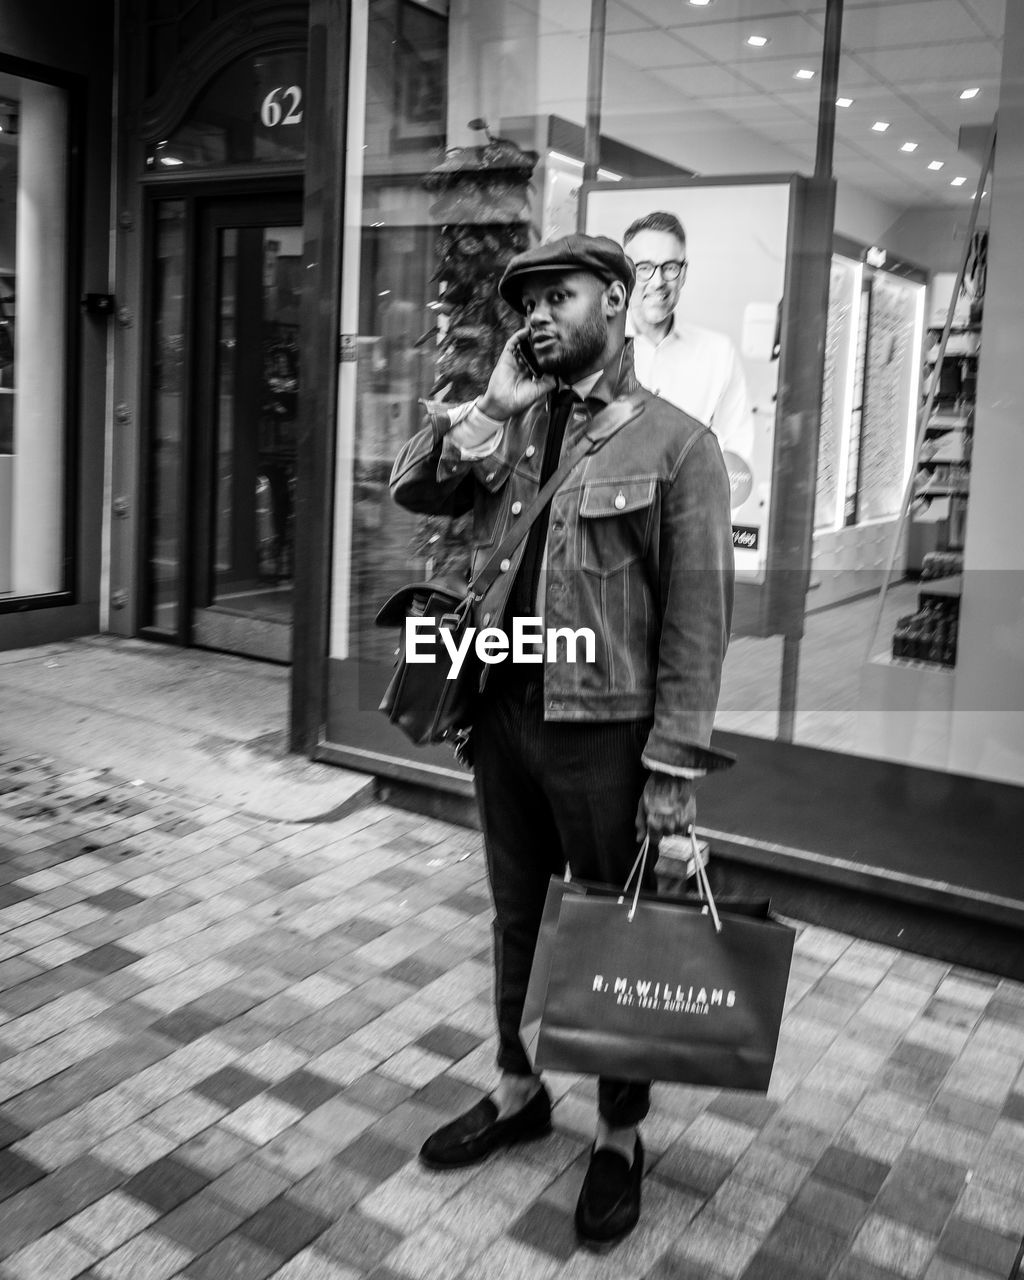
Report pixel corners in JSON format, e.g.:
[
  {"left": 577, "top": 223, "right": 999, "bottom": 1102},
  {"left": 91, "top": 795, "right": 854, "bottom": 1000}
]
[{"left": 465, "top": 393, "right": 645, "bottom": 604}]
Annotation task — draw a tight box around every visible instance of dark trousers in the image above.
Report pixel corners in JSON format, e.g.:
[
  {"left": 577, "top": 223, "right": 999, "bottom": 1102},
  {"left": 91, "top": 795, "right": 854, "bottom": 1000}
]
[{"left": 473, "top": 674, "right": 656, "bottom": 1127}]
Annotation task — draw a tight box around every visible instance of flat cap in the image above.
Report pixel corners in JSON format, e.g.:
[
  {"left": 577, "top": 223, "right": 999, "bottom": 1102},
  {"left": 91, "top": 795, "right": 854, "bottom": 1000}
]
[{"left": 498, "top": 234, "right": 636, "bottom": 314}]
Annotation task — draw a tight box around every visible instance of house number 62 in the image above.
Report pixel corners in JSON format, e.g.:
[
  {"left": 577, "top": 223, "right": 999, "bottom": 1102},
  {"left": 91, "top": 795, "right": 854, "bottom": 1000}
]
[{"left": 260, "top": 86, "right": 304, "bottom": 127}]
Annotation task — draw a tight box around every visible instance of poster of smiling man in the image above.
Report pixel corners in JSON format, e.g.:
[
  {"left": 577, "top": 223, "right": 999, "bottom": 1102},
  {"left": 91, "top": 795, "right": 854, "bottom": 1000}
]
[{"left": 583, "top": 177, "right": 793, "bottom": 584}]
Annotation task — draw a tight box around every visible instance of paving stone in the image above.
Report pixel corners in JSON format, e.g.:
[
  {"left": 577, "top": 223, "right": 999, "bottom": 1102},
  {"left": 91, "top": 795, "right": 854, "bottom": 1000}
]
[
  {"left": 851, "top": 1213, "right": 939, "bottom": 1277},
  {"left": 872, "top": 1149, "right": 970, "bottom": 1236},
  {"left": 238, "top": 1194, "right": 333, "bottom": 1260},
  {"left": 313, "top": 1209, "right": 404, "bottom": 1269},
  {"left": 668, "top": 1213, "right": 762, "bottom": 1279},
  {"left": 91, "top": 1229, "right": 194, "bottom": 1279},
  {"left": 647, "top": 1254, "right": 731, "bottom": 1280},
  {"left": 832, "top": 1258, "right": 912, "bottom": 1280},
  {"left": 758, "top": 1115, "right": 834, "bottom": 1164},
  {"left": 194, "top": 1065, "right": 270, "bottom": 1110},
  {"left": 936, "top": 1216, "right": 1020, "bottom": 1276},
  {"left": 652, "top": 1141, "right": 734, "bottom": 1196},
  {"left": 0, "top": 1149, "right": 47, "bottom": 1199},
  {"left": 82, "top": 889, "right": 145, "bottom": 913},
  {"left": 73, "top": 944, "right": 143, "bottom": 975},
  {"left": 706, "top": 1094, "right": 778, "bottom": 1130},
  {"left": 288, "top": 1160, "right": 373, "bottom": 1219},
  {"left": 2, "top": 1225, "right": 99, "bottom": 1280},
  {"left": 507, "top": 1199, "right": 577, "bottom": 1262},
  {"left": 181, "top": 1232, "right": 280, "bottom": 1279},
  {"left": 63, "top": 1190, "right": 159, "bottom": 1253},
  {"left": 207, "top": 1156, "right": 292, "bottom": 1214},
  {"left": 122, "top": 1154, "right": 212, "bottom": 1213},
  {"left": 790, "top": 1176, "right": 872, "bottom": 1236},
  {"left": 0, "top": 1115, "right": 30, "bottom": 1151},
  {"left": 739, "top": 1253, "right": 821, "bottom": 1280},
  {"left": 381, "top": 1224, "right": 480, "bottom": 1279},
  {"left": 335, "top": 1129, "right": 412, "bottom": 1185},
  {"left": 413, "top": 1024, "right": 485, "bottom": 1061},
  {"left": 759, "top": 1212, "right": 851, "bottom": 1274},
  {"left": 267, "top": 1069, "right": 342, "bottom": 1113},
  {"left": 270, "top": 1249, "right": 363, "bottom": 1279},
  {"left": 814, "top": 1145, "right": 891, "bottom": 1197}
]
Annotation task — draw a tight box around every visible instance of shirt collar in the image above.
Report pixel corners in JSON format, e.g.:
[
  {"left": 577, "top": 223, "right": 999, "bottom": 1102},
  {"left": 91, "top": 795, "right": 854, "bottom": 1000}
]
[
  {"left": 571, "top": 370, "right": 603, "bottom": 398},
  {"left": 560, "top": 340, "right": 638, "bottom": 408},
  {"left": 626, "top": 314, "right": 678, "bottom": 347}
]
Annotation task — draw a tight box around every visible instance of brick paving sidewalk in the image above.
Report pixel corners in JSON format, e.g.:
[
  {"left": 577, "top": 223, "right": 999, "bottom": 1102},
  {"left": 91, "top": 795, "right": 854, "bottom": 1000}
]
[{"left": 0, "top": 748, "right": 1022, "bottom": 1280}]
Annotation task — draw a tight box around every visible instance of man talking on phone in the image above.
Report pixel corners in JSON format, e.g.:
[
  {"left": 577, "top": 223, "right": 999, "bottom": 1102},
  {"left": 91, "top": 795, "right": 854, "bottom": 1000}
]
[{"left": 390, "top": 234, "right": 733, "bottom": 1250}]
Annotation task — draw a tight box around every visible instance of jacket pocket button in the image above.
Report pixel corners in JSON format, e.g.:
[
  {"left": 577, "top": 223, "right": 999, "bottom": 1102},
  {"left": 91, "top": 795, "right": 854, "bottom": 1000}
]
[
  {"left": 500, "top": 559, "right": 511, "bottom": 572},
  {"left": 525, "top": 445, "right": 536, "bottom": 458},
  {"left": 614, "top": 491, "right": 626, "bottom": 510},
  {"left": 511, "top": 501, "right": 522, "bottom": 515}
]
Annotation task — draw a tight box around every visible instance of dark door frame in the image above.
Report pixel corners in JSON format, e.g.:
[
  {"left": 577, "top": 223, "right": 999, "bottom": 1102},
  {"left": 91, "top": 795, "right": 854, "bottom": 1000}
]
[
  {"left": 136, "top": 178, "right": 303, "bottom": 650},
  {"left": 290, "top": 0, "right": 352, "bottom": 753},
  {"left": 191, "top": 193, "right": 303, "bottom": 641}
]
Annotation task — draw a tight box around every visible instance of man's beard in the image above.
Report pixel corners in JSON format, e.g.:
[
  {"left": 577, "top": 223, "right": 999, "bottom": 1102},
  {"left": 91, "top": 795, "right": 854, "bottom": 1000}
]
[{"left": 536, "top": 310, "right": 608, "bottom": 380}]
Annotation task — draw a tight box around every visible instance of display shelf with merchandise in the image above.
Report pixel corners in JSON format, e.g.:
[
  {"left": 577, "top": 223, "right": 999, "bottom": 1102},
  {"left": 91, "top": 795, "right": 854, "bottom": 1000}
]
[
  {"left": 872, "top": 258, "right": 983, "bottom": 672},
  {"left": 859, "top": 164, "right": 991, "bottom": 767}
]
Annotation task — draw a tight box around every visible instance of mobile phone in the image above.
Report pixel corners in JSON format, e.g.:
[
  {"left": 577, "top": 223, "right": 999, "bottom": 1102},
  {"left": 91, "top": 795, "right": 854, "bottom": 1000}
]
[{"left": 514, "top": 334, "right": 544, "bottom": 379}]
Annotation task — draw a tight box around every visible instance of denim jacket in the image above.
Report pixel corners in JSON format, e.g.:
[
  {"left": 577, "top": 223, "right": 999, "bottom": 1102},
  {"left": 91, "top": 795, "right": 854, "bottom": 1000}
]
[{"left": 389, "top": 341, "right": 734, "bottom": 773}]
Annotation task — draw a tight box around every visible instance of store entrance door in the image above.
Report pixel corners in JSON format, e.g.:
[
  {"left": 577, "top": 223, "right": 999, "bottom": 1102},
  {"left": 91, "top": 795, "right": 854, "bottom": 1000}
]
[{"left": 190, "top": 194, "right": 303, "bottom": 663}]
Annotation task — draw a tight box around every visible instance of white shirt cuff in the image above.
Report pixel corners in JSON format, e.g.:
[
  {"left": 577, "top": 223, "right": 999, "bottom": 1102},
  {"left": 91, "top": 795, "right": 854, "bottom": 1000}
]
[
  {"left": 642, "top": 755, "right": 708, "bottom": 779},
  {"left": 450, "top": 400, "right": 506, "bottom": 458}
]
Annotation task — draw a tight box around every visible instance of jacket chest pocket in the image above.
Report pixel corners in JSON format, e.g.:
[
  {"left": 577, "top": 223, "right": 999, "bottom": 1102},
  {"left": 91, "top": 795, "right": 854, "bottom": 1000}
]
[{"left": 578, "top": 478, "right": 657, "bottom": 574}]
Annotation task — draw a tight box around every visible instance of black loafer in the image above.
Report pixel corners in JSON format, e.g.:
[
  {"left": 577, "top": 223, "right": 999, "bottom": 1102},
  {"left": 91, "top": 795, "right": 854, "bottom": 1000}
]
[
  {"left": 419, "top": 1086, "right": 553, "bottom": 1169},
  {"left": 574, "top": 1136, "right": 644, "bottom": 1251}
]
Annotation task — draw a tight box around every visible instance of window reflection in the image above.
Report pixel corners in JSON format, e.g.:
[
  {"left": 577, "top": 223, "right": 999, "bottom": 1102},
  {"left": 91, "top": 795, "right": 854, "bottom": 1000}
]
[
  {"left": 325, "top": 0, "right": 1007, "bottom": 777},
  {"left": 0, "top": 71, "right": 69, "bottom": 599}
]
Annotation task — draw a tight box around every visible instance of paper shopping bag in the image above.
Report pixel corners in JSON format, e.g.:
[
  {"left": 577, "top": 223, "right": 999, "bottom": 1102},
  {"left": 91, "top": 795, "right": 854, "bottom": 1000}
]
[
  {"left": 522, "top": 874, "right": 794, "bottom": 1092},
  {"left": 520, "top": 876, "right": 567, "bottom": 1068}
]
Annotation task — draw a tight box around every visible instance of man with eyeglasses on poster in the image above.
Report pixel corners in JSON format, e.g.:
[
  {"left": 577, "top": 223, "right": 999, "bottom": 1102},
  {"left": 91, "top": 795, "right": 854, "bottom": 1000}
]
[{"left": 624, "top": 211, "right": 754, "bottom": 462}]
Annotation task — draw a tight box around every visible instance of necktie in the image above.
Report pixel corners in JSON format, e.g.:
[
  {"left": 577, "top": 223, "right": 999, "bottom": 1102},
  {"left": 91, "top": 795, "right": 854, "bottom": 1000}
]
[{"left": 505, "top": 388, "right": 578, "bottom": 626}]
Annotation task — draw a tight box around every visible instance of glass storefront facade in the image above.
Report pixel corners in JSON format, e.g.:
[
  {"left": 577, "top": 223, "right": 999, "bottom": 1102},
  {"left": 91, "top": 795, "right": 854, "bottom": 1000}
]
[
  {"left": 0, "top": 0, "right": 1014, "bottom": 934},
  {"left": 0, "top": 63, "right": 71, "bottom": 603},
  {"left": 322, "top": 0, "right": 1018, "bottom": 801}
]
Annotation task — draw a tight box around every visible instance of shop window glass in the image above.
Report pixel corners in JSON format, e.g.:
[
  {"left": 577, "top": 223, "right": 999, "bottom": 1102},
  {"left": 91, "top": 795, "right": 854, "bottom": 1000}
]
[
  {"left": 0, "top": 69, "right": 69, "bottom": 601},
  {"left": 794, "top": 0, "right": 1005, "bottom": 771},
  {"left": 146, "top": 48, "right": 306, "bottom": 171},
  {"left": 325, "top": 0, "right": 825, "bottom": 770},
  {"left": 324, "top": 0, "right": 1011, "bottom": 788}
]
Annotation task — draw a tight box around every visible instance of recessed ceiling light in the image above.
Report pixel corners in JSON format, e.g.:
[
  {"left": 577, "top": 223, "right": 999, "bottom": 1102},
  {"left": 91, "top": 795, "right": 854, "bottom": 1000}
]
[
  {"left": 871, "top": 121, "right": 890, "bottom": 132},
  {"left": 794, "top": 69, "right": 815, "bottom": 80},
  {"left": 688, "top": 0, "right": 713, "bottom": 6},
  {"left": 928, "top": 160, "right": 944, "bottom": 171},
  {"left": 951, "top": 176, "right": 967, "bottom": 186},
  {"left": 901, "top": 142, "right": 918, "bottom": 153},
  {"left": 746, "top": 35, "right": 770, "bottom": 47},
  {"left": 960, "top": 87, "right": 980, "bottom": 100},
  {"left": 836, "top": 97, "right": 853, "bottom": 108}
]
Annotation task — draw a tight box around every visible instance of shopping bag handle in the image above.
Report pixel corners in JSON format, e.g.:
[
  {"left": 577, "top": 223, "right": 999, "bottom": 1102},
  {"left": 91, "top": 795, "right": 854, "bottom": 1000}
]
[
  {"left": 621, "top": 831, "right": 722, "bottom": 933},
  {"left": 620, "top": 836, "right": 650, "bottom": 923},
  {"left": 689, "top": 830, "right": 721, "bottom": 932}
]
